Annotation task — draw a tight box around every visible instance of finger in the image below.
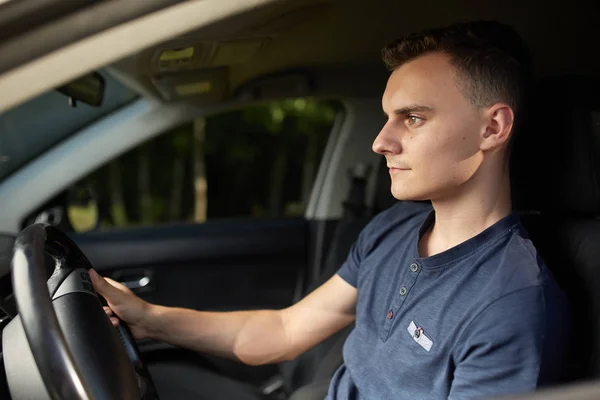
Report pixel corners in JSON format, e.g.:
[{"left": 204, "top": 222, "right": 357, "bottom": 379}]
[
  {"left": 103, "top": 277, "right": 129, "bottom": 291},
  {"left": 103, "top": 306, "right": 113, "bottom": 316},
  {"left": 90, "top": 269, "right": 121, "bottom": 298},
  {"left": 89, "top": 268, "right": 107, "bottom": 291},
  {"left": 110, "top": 317, "right": 120, "bottom": 326}
]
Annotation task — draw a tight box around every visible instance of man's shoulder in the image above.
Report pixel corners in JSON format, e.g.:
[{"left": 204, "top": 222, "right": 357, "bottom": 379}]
[
  {"left": 464, "top": 221, "right": 562, "bottom": 318},
  {"left": 495, "top": 222, "right": 551, "bottom": 291},
  {"left": 455, "top": 221, "right": 569, "bottom": 335}
]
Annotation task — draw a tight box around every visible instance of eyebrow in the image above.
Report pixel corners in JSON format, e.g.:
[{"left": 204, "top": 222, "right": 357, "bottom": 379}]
[{"left": 383, "top": 105, "right": 435, "bottom": 117}]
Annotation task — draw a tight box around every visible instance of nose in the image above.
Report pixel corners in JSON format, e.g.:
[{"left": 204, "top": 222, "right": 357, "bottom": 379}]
[{"left": 372, "top": 122, "right": 402, "bottom": 155}]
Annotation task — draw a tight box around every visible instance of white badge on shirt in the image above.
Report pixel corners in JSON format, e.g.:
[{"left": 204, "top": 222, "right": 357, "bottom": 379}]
[{"left": 408, "top": 321, "right": 433, "bottom": 352}]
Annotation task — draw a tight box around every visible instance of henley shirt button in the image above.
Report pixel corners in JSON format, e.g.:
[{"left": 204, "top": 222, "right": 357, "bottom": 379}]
[
  {"left": 410, "top": 263, "right": 419, "bottom": 272},
  {"left": 387, "top": 310, "right": 393, "bottom": 319},
  {"left": 399, "top": 287, "right": 407, "bottom": 296}
]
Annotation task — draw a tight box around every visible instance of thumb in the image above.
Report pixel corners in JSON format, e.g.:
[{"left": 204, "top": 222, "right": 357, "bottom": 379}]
[{"left": 89, "top": 269, "right": 122, "bottom": 300}]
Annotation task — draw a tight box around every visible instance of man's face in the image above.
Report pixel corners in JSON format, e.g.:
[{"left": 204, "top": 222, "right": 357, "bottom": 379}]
[{"left": 374, "top": 52, "right": 488, "bottom": 201}]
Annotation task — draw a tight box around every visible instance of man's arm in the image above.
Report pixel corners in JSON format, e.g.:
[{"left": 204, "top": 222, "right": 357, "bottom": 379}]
[{"left": 90, "top": 270, "right": 357, "bottom": 366}]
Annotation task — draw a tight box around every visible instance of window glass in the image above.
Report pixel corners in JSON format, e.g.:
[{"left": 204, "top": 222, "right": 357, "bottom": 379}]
[
  {"left": 68, "top": 98, "right": 341, "bottom": 231},
  {"left": 0, "top": 70, "right": 138, "bottom": 182}
]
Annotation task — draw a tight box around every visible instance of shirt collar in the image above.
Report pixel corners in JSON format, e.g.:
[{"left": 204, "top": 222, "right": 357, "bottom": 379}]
[{"left": 413, "top": 210, "right": 521, "bottom": 269}]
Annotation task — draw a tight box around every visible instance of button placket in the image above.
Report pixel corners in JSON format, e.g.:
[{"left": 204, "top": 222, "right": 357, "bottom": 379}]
[{"left": 381, "top": 261, "right": 422, "bottom": 342}]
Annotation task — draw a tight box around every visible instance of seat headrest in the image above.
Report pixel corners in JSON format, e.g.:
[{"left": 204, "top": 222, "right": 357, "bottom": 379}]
[{"left": 511, "top": 75, "right": 600, "bottom": 216}]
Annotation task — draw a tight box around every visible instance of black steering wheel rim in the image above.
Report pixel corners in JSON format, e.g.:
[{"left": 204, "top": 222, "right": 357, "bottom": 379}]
[
  {"left": 10, "top": 224, "right": 148, "bottom": 400},
  {"left": 12, "top": 224, "right": 94, "bottom": 399}
]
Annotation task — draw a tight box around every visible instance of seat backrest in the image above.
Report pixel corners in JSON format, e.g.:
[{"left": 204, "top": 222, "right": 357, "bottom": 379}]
[{"left": 511, "top": 75, "right": 600, "bottom": 381}]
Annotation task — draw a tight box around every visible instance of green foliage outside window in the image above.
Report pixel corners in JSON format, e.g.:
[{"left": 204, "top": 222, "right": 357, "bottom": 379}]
[{"left": 69, "top": 98, "right": 340, "bottom": 231}]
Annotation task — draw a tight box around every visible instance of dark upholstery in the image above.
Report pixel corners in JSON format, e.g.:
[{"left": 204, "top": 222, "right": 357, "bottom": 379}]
[
  {"left": 512, "top": 75, "right": 600, "bottom": 381},
  {"left": 512, "top": 75, "right": 600, "bottom": 215}
]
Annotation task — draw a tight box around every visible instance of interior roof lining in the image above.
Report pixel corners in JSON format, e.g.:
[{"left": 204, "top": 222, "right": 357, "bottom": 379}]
[{"left": 108, "top": 0, "right": 600, "bottom": 104}]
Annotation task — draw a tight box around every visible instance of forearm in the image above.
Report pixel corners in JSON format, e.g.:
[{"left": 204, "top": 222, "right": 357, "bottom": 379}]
[{"left": 145, "top": 305, "right": 291, "bottom": 365}]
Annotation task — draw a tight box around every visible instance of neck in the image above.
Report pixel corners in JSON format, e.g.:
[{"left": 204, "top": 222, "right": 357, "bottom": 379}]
[{"left": 420, "top": 161, "right": 513, "bottom": 257}]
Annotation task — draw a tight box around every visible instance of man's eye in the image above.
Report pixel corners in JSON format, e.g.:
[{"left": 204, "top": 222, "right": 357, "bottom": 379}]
[{"left": 407, "top": 115, "right": 423, "bottom": 125}]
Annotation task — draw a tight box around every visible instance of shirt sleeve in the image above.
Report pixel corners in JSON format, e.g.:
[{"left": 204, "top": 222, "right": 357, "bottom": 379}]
[
  {"left": 336, "top": 239, "right": 362, "bottom": 287},
  {"left": 335, "top": 212, "right": 383, "bottom": 287},
  {"left": 449, "top": 286, "right": 550, "bottom": 399},
  {"left": 336, "top": 201, "right": 430, "bottom": 288}
]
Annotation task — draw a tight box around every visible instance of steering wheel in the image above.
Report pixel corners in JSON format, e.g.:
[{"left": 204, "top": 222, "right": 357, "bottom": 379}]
[{"left": 2, "top": 224, "right": 159, "bottom": 400}]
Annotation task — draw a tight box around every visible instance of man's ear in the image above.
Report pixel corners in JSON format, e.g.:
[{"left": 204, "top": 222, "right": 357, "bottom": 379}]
[{"left": 480, "top": 103, "right": 514, "bottom": 152}]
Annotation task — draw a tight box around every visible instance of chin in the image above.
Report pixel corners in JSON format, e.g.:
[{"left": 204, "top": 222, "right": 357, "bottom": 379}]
[
  {"left": 390, "top": 186, "right": 431, "bottom": 202},
  {"left": 391, "top": 178, "right": 462, "bottom": 202}
]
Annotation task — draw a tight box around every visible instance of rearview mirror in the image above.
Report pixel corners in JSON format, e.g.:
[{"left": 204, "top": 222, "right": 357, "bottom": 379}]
[{"left": 56, "top": 72, "right": 105, "bottom": 107}]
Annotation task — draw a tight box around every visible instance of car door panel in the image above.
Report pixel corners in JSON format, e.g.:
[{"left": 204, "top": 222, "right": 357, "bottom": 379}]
[{"left": 73, "top": 218, "right": 306, "bottom": 313}]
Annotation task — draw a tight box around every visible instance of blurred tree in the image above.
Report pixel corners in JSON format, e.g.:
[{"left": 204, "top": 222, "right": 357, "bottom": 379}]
[
  {"left": 170, "top": 125, "right": 191, "bottom": 220},
  {"left": 108, "top": 159, "right": 128, "bottom": 225},
  {"left": 138, "top": 143, "right": 153, "bottom": 224},
  {"left": 193, "top": 118, "right": 207, "bottom": 223}
]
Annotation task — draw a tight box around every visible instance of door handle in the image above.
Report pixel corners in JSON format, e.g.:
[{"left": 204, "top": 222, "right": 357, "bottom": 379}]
[
  {"left": 120, "top": 276, "right": 152, "bottom": 290},
  {"left": 111, "top": 269, "right": 154, "bottom": 293}
]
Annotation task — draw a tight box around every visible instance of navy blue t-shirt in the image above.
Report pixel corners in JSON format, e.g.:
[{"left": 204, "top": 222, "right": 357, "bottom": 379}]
[{"left": 327, "top": 201, "right": 571, "bottom": 399}]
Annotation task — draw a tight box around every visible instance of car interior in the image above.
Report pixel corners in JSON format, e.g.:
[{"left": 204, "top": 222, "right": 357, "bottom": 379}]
[{"left": 0, "top": 0, "right": 599, "bottom": 399}]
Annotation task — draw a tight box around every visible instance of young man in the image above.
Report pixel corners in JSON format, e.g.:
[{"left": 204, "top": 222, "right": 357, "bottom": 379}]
[{"left": 91, "top": 21, "right": 571, "bottom": 399}]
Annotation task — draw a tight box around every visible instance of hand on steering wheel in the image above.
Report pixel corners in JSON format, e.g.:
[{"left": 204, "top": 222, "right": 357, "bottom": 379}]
[
  {"left": 89, "top": 270, "right": 153, "bottom": 340},
  {"left": 2, "top": 224, "right": 159, "bottom": 400}
]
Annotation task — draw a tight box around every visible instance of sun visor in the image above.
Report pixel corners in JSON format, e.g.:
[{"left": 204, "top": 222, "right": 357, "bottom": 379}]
[
  {"left": 151, "top": 67, "right": 229, "bottom": 104},
  {"left": 236, "top": 72, "right": 314, "bottom": 101}
]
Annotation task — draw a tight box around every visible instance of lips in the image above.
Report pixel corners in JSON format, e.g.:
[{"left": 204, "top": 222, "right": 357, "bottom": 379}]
[{"left": 388, "top": 167, "right": 410, "bottom": 175}]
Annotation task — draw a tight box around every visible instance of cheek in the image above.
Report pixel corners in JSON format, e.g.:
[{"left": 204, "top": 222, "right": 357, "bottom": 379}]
[
  {"left": 416, "top": 130, "right": 482, "bottom": 181},
  {"left": 454, "top": 135, "right": 481, "bottom": 162},
  {"left": 436, "top": 119, "right": 481, "bottom": 160},
  {"left": 435, "top": 148, "right": 483, "bottom": 184}
]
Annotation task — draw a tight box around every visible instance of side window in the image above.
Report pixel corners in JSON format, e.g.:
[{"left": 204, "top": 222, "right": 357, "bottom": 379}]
[{"left": 64, "top": 98, "right": 340, "bottom": 232}]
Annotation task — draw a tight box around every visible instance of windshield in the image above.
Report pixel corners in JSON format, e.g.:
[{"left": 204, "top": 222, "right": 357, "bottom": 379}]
[{"left": 0, "top": 70, "right": 137, "bottom": 182}]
